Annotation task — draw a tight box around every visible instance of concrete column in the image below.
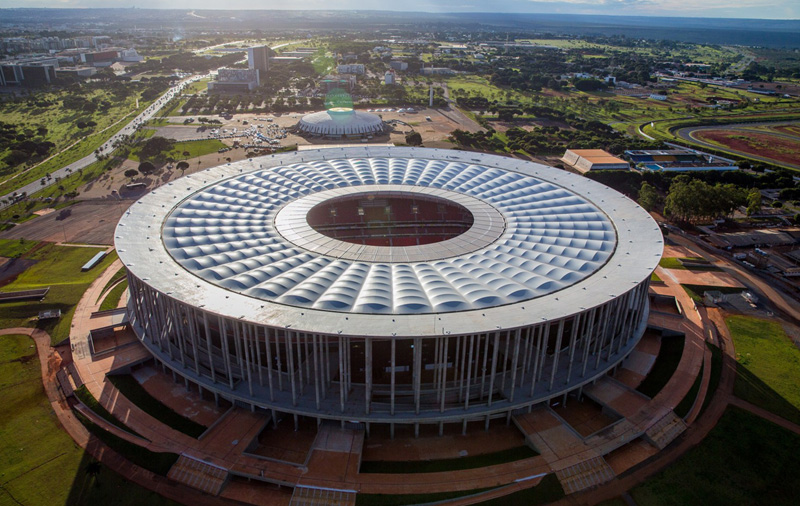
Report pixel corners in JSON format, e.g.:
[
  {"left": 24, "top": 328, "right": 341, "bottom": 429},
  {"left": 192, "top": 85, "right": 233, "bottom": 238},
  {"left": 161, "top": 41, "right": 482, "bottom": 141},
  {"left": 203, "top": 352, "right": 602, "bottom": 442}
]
[
  {"left": 365, "top": 338, "right": 372, "bottom": 415},
  {"left": 264, "top": 327, "right": 275, "bottom": 401},
  {"left": 390, "top": 338, "right": 396, "bottom": 415},
  {"left": 487, "top": 332, "right": 500, "bottom": 406},
  {"left": 219, "top": 318, "right": 234, "bottom": 389},
  {"left": 413, "top": 338, "right": 422, "bottom": 415},
  {"left": 508, "top": 329, "right": 522, "bottom": 402},
  {"left": 287, "top": 331, "right": 297, "bottom": 406},
  {"left": 275, "top": 329, "right": 284, "bottom": 391},
  {"left": 296, "top": 332, "right": 304, "bottom": 396},
  {"left": 500, "top": 331, "right": 511, "bottom": 391},
  {"left": 254, "top": 325, "right": 263, "bottom": 387},
  {"left": 202, "top": 312, "right": 216, "bottom": 383},
  {"left": 338, "top": 336, "right": 346, "bottom": 413},
  {"left": 440, "top": 336, "right": 449, "bottom": 413},
  {"left": 464, "top": 335, "right": 475, "bottom": 409},
  {"left": 312, "top": 333, "right": 321, "bottom": 410},
  {"left": 241, "top": 323, "right": 254, "bottom": 396},
  {"left": 548, "top": 320, "right": 565, "bottom": 391},
  {"left": 565, "top": 314, "right": 582, "bottom": 384},
  {"left": 480, "top": 334, "right": 490, "bottom": 401}
]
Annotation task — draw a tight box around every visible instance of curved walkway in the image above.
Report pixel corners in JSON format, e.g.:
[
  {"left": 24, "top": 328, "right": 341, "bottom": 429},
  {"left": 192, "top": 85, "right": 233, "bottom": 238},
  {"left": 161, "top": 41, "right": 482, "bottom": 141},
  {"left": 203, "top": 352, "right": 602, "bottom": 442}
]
[
  {"left": 0, "top": 327, "right": 235, "bottom": 506},
  {"left": 12, "top": 254, "right": 799, "bottom": 506}
]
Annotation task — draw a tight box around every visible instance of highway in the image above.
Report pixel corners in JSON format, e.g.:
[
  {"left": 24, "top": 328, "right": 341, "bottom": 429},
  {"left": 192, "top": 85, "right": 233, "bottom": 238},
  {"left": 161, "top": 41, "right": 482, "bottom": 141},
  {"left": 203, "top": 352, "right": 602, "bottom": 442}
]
[
  {"left": 1, "top": 42, "right": 296, "bottom": 211},
  {"left": 0, "top": 74, "right": 206, "bottom": 209}
]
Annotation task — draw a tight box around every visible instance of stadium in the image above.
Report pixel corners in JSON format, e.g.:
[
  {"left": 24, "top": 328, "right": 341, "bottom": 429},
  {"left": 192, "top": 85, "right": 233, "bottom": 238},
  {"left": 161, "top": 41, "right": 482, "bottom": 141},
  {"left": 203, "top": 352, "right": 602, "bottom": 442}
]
[
  {"left": 295, "top": 107, "right": 386, "bottom": 137},
  {"left": 115, "top": 147, "right": 662, "bottom": 435}
]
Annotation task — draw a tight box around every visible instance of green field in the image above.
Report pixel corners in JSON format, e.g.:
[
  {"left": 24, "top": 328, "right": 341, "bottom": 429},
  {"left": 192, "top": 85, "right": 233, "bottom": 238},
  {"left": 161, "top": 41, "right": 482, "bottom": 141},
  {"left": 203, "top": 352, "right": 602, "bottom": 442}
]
[
  {"left": 0, "top": 243, "right": 118, "bottom": 344},
  {"left": 630, "top": 407, "right": 800, "bottom": 505},
  {"left": 727, "top": 315, "right": 800, "bottom": 425},
  {"left": 0, "top": 334, "right": 180, "bottom": 506},
  {"left": 128, "top": 139, "right": 227, "bottom": 162},
  {"left": 0, "top": 238, "right": 38, "bottom": 258}
]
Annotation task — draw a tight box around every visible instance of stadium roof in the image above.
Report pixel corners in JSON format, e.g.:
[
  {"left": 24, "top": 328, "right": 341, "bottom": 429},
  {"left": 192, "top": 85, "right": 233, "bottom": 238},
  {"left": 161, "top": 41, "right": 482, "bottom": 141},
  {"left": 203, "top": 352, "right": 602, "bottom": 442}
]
[{"left": 116, "top": 147, "right": 662, "bottom": 337}]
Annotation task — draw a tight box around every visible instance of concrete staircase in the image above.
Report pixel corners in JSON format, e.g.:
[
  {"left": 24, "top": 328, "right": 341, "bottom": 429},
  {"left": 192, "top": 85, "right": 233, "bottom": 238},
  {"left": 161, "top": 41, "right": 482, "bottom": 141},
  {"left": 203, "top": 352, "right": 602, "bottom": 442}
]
[
  {"left": 555, "top": 456, "right": 616, "bottom": 494},
  {"left": 645, "top": 411, "right": 687, "bottom": 450},
  {"left": 290, "top": 486, "right": 356, "bottom": 506},
  {"left": 167, "top": 454, "right": 229, "bottom": 495}
]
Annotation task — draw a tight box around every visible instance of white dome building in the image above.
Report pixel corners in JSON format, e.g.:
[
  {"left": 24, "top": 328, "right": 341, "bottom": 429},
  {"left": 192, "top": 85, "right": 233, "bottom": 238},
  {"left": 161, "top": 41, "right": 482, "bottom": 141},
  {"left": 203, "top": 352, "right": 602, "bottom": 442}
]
[
  {"left": 296, "top": 107, "right": 385, "bottom": 137},
  {"left": 116, "top": 147, "right": 662, "bottom": 433}
]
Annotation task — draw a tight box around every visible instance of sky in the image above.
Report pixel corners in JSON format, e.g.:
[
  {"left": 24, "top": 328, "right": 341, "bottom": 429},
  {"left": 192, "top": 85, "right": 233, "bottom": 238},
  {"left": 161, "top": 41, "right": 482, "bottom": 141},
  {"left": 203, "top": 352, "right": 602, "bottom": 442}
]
[{"left": 0, "top": 0, "right": 797, "bottom": 20}]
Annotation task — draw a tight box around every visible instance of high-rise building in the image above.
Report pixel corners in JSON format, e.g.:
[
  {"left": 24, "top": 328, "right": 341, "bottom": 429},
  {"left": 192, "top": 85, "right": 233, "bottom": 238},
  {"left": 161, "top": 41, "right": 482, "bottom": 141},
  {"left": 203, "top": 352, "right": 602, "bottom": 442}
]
[{"left": 247, "top": 45, "right": 270, "bottom": 86}]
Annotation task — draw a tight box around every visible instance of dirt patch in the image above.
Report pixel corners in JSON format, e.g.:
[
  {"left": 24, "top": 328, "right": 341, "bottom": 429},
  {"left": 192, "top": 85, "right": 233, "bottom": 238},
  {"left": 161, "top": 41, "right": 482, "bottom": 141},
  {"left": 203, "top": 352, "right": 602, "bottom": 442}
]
[
  {"left": 0, "top": 257, "right": 36, "bottom": 286},
  {"left": 694, "top": 129, "right": 800, "bottom": 166},
  {"left": 774, "top": 125, "right": 800, "bottom": 138},
  {"left": 489, "top": 118, "right": 571, "bottom": 133}
]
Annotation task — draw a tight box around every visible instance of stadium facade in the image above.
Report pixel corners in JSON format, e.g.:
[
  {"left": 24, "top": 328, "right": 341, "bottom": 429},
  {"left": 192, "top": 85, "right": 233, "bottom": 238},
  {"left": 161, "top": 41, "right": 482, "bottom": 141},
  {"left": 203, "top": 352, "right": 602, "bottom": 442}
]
[{"left": 116, "top": 147, "right": 662, "bottom": 434}]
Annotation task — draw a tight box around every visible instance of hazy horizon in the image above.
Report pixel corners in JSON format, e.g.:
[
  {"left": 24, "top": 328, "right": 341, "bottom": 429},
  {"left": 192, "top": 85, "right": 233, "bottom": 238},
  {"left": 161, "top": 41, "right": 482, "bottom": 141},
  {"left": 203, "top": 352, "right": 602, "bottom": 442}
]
[{"left": 0, "top": 2, "right": 797, "bottom": 21}]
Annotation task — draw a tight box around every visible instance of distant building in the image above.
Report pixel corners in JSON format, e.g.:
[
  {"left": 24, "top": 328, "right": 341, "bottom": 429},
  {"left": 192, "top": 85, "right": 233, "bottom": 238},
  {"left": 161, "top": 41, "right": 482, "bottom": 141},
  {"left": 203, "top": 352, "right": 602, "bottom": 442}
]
[
  {"left": 248, "top": 45, "right": 271, "bottom": 85},
  {"left": 56, "top": 66, "right": 97, "bottom": 78},
  {"left": 389, "top": 60, "right": 408, "bottom": 71},
  {"left": 0, "top": 57, "right": 59, "bottom": 86},
  {"left": 649, "top": 93, "right": 668, "bottom": 101},
  {"left": 81, "top": 50, "right": 118, "bottom": 67},
  {"left": 420, "top": 67, "right": 455, "bottom": 76},
  {"left": 384, "top": 70, "right": 396, "bottom": 85},
  {"left": 319, "top": 75, "right": 356, "bottom": 92},
  {"left": 208, "top": 68, "right": 259, "bottom": 93},
  {"left": 119, "top": 48, "right": 144, "bottom": 62},
  {"left": 337, "top": 64, "right": 365, "bottom": 75},
  {"left": 626, "top": 149, "right": 737, "bottom": 172},
  {"left": 561, "top": 149, "right": 629, "bottom": 173}
]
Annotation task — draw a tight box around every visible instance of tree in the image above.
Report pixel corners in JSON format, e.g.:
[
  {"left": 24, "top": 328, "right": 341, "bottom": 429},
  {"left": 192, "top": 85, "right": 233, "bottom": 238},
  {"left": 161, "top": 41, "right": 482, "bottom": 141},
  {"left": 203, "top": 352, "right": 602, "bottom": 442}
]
[
  {"left": 138, "top": 161, "right": 156, "bottom": 175},
  {"left": 405, "top": 131, "right": 422, "bottom": 146},
  {"left": 176, "top": 161, "right": 190, "bottom": 171},
  {"left": 638, "top": 182, "right": 662, "bottom": 212},
  {"left": 746, "top": 188, "right": 762, "bottom": 216},
  {"left": 139, "top": 137, "right": 174, "bottom": 160},
  {"left": 124, "top": 169, "right": 139, "bottom": 178}
]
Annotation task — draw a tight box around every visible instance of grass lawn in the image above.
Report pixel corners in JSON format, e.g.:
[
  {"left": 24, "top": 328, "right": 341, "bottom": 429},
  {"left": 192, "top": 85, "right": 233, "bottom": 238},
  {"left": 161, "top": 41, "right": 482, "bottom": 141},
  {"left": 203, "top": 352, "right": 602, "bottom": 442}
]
[
  {"left": 727, "top": 315, "right": 800, "bottom": 425},
  {"left": 650, "top": 272, "right": 662, "bottom": 282},
  {"left": 630, "top": 407, "right": 800, "bottom": 506},
  {"left": 107, "top": 374, "right": 207, "bottom": 438},
  {"left": 0, "top": 333, "right": 180, "bottom": 506},
  {"left": 97, "top": 266, "right": 127, "bottom": 301},
  {"left": 0, "top": 238, "right": 38, "bottom": 258},
  {"left": 128, "top": 139, "right": 226, "bottom": 162},
  {"left": 0, "top": 243, "right": 118, "bottom": 345},
  {"left": 360, "top": 445, "right": 538, "bottom": 474},
  {"left": 99, "top": 280, "right": 128, "bottom": 312},
  {"left": 637, "top": 333, "right": 685, "bottom": 399}
]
